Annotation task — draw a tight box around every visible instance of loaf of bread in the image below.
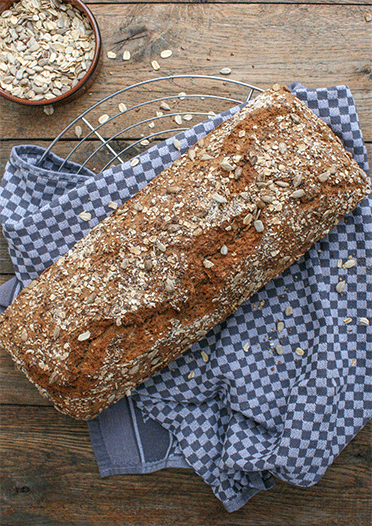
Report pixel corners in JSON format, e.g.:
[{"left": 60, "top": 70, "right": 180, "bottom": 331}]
[{"left": 0, "top": 86, "right": 369, "bottom": 420}]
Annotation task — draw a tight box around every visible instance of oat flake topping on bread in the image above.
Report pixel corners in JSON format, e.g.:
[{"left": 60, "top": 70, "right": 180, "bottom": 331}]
[{"left": 0, "top": 86, "right": 370, "bottom": 420}]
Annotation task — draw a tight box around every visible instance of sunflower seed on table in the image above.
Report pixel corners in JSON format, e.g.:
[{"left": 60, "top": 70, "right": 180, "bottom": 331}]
[
  {"left": 151, "top": 60, "right": 160, "bottom": 71},
  {"left": 98, "top": 114, "right": 109, "bottom": 124},
  {"left": 160, "top": 49, "right": 172, "bottom": 59},
  {"left": 160, "top": 101, "right": 171, "bottom": 111},
  {"left": 0, "top": 0, "right": 96, "bottom": 101}
]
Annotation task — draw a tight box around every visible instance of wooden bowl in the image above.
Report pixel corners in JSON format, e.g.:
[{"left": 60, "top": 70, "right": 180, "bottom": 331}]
[{"left": 0, "top": 0, "right": 102, "bottom": 106}]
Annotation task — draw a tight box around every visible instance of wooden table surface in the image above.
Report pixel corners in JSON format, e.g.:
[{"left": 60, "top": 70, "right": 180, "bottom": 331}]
[{"left": 1, "top": 1, "right": 371, "bottom": 525}]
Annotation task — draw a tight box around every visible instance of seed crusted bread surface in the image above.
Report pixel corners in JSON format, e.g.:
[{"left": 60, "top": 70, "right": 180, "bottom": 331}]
[{"left": 0, "top": 86, "right": 370, "bottom": 420}]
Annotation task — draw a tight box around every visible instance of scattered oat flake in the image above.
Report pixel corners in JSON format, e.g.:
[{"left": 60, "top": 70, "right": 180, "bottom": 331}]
[
  {"left": 178, "top": 92, "right": 186, "bottom": 100},
  {"left": 130, "top": 158, "right": 139, "bottom": 167},
  {"left": 118, "top": 103, "right": 127, "bottom": 112},
  {"left": 201, "top": 351, "right": 209, "bottom": 363},
  {"left": 258, "top": 300, "right": 265, "bottom": 310},
  {"left": 277, "top": 321, "right": 285, "bottom": 333},
  {"left": 360, "top": 317, "right": 370, "bottom": 326},
  {"left": 160, "top": 49, "right": 172, "bottom": 59},
  {"left": 129, "top": 246, "right": 141, "bottom": 255},
  {"left": 220, "top": 67, "right": 231, "bottom": 75},
  {"left": 365, "top": 13, "right": 372, "bottom": 22},
  {"left": 107, "top": 51, "right": 117, "bottom": 59},
  {"left": 123, "top": 50, "right": 131, "bottom": 61},
  {"left": 160, "top": 101, "right": 171, "bottom": 111},
  {"left": 173, "top": 138, "right": 182, "bottom": 151},
  {"left": 75, "top": 125, "right": 83, "bottom": 138},
  {"left": 188, "top": 370, "right": 195, "bottom": 380},
  {"left": 98, "top": 114, "right": 109, "bottom": 124},
  {"left": 337, "top": 259, "right": 343, "bottom": 268},
  {"left": 243, "top": 342, "right": 250, "bottom": 352},
  {"left": 151, "top": 60, "right": 160, "bottom": 71},
  {"left": 183, "top": 114, "right": 193, "bottom": 121},
  {"left": 149, "top": 121, "right": 155, "bottom": 129},
  {"left": 295, "top": 347, "right": 305, "bottom": 356},
  {"left": 141, "top": 139, "right": 150, "bottom": 146},
  {"left": 175, "top": 115, "right": 183, "bottom": 125},
  {"left": 43, "top": 105, "right": 54, "bottom": 115},
  {"left": 203, "top": 259, "right": 214, "bottom": 269},
  {"left": 108, "top": 201, "right": 118, "bottom": 210},
  {"left": 350, "top": 358, "right": 357, "bottom": 366},
  {"left": 79, "top": 211, "right": 91, "bottom": 221},
  {"left": 344, "top": 317, "right": 353, "bottom": 325}
]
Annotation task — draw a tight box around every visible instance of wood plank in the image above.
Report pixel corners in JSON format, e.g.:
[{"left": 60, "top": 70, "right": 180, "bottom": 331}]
[
  {"left": 0, "top": 4, "right": 371, "bottom": 140},
  {"left": 0, "top": 348, "right": 52, "bottom": 407},
  {"left": 0, "top": 405, "right": 370, "bottom": 526},
  {"left": 82, "top": 0, "right": 372, "bottom": 4}
]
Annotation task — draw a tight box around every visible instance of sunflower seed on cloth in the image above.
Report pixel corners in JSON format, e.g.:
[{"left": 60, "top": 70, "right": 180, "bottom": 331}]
[{"left": 0, "top": 0, "right": 96, "bottom": 101}]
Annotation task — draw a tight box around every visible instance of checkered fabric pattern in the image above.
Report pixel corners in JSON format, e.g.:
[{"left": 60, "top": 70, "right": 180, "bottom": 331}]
[{"left": 0, "top": 84, "right": 370, "bottom": 512}]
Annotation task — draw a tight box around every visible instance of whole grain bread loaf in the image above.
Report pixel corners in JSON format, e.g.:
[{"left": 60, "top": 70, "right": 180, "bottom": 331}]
[{"left": 0, "top": 86, "right": 370, "bottom": 420}]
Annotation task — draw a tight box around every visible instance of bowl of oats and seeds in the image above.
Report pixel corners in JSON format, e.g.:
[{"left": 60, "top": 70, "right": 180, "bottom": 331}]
[{"left": 0, "top": 0, "right": 101, "bottom": 106}]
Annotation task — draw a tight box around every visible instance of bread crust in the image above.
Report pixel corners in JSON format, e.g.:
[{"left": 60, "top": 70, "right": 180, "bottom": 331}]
[{"left": 0, "top": 86, "right": 370, "bottom": 420}]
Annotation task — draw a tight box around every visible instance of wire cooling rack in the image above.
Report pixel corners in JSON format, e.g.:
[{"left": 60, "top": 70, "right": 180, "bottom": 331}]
[{"left": 38, "top": 75, "right": 263, "bottom": 174}]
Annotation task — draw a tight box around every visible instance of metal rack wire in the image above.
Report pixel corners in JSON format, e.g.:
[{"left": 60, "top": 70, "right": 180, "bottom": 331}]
[{"left": 38, "top": 75, "right": 263, "bottom": 173}]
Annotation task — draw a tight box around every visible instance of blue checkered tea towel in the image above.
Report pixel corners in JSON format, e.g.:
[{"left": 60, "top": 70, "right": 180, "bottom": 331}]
[{"left": 0, "top": 84, "right": 370, "bottom": 512}]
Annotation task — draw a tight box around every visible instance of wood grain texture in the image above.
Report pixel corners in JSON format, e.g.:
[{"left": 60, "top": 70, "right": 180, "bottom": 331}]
[
  {"left": 0, "top": 4, "right": 371, "bottom": 140},
  {"left": 81, "top": 0, "right": 372, "bottom": 4},
  {"left": 0, "top": 406, "right": 371, "bottom": 526}
]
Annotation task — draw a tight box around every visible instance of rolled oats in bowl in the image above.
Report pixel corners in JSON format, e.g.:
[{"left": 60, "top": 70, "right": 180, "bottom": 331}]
[{"left": 0, "top": 0, "right": 101, "bottom": 105}]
